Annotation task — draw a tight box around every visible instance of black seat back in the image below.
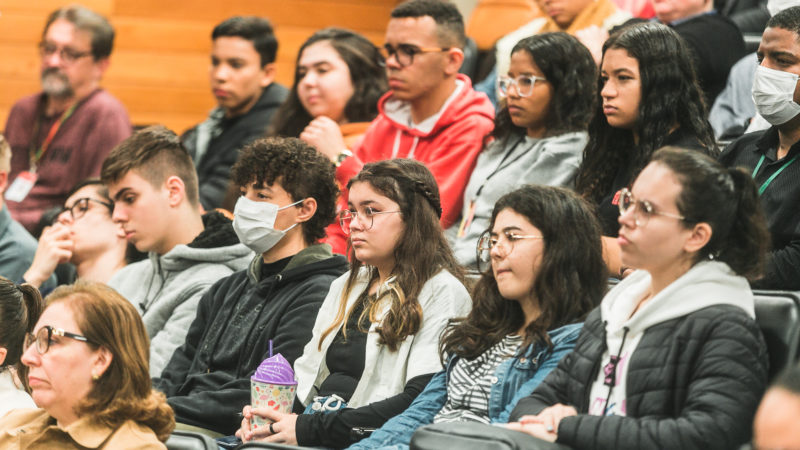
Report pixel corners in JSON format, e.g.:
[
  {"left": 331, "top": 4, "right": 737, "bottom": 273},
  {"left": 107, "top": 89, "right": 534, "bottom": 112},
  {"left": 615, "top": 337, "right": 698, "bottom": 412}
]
[
  {"left": 753, "top": 290, "right": 800, "bottom": 381},
  {"left": 165, "top": 430, "right": 218, "bottom": 450}
]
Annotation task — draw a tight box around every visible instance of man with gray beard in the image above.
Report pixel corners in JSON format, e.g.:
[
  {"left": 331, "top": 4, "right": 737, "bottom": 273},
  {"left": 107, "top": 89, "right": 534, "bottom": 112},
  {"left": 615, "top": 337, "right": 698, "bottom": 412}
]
[{"left": 4, "top": 5, "right": 130, "bottom": 234}]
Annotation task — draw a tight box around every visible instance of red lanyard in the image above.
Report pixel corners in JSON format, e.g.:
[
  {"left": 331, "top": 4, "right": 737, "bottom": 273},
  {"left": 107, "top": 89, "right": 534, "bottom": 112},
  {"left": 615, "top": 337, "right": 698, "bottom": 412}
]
[{"left": 29, "top": 101, "right": 79, "bottom": 172}]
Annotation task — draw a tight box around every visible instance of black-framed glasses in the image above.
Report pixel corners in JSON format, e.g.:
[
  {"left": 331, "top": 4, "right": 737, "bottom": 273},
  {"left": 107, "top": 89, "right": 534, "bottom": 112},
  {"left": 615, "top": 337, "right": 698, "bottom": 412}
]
[
  {"left": 497, "top": 75, "right": 547, "bottom": 98},
  {"left": 339, "top": 206, "right": 402, "bottom": 235},
  {"left": 38, "top": 42, "right": 92, "bottom": 64},
  {"left": 477, "top": 230, "right": 544, "bottom": 268},
  {"left": 60, "top": 197, "right": 113, "bottom": 222},
  {"left": 380, "top": 43, "right": 450, "bottom": 68},
  {"left": 617, "top": 188, "right": 685, "bottom": 227},
  {"left": 24, "top": 325, "right": 92, "bottom": 355}
]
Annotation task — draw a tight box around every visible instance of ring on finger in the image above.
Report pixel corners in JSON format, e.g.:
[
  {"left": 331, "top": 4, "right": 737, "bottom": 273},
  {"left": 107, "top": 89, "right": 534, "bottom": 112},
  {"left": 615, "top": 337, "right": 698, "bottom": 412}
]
[{"left": 269, "top": 422, "right": 276, "bottom": 435}]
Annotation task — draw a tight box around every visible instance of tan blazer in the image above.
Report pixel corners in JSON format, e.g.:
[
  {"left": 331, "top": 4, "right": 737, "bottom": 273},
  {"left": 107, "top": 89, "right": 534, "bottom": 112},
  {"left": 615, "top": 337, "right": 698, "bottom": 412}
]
[{"left": 0, "top": 408, "right": 165, "bottom": 449}]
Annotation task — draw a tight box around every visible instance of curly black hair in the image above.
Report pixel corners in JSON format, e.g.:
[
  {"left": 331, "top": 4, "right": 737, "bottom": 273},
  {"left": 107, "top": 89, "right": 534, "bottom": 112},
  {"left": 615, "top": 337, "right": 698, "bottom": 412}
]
[
  {"left": 492, "top": 32, "right": 596, "bottom": 142},
  {"left": 230, "top": 137, "right": 339, "bottom": 244},
  {"left": 576, "top": 23, "right": 717, "bottom": 204}
]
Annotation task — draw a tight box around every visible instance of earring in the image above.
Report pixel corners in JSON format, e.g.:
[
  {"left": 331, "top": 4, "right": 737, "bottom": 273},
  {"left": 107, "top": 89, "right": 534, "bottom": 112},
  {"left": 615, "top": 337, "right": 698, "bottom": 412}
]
[{"left": 91, "top": 371, "right": 99, "bottom": 381}]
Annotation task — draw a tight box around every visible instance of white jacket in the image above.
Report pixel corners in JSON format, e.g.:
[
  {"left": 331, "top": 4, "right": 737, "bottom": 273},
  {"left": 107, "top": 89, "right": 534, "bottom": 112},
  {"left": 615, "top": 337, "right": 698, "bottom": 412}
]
[{"left": 294, "top": 267, "right": 471, "bottom": 408}]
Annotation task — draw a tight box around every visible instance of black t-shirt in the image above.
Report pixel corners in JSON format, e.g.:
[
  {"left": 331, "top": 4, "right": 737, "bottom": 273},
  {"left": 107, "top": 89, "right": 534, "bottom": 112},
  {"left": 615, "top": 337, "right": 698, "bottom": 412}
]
[{"left": 319, "top": 293, "right": 372, "bottom": 400}]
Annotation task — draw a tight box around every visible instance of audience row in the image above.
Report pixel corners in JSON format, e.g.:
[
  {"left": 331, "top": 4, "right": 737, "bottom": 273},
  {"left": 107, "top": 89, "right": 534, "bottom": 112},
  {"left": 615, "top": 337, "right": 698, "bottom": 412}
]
[{"left": 0, "top": 0, "right": 798, "bottom": 449}]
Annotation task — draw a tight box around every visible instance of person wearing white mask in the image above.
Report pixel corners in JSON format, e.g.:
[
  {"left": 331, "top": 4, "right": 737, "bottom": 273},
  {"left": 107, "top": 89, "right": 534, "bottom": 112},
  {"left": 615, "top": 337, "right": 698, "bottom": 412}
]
[
  {"left": 151, "top": 137, "right": 347, "bottom": 438},
  {"left": 720, "top": 5, "right": 800, "bottom": 289},
  {"left": 709, "top": 0, "right": 795, "bottom": 139}
]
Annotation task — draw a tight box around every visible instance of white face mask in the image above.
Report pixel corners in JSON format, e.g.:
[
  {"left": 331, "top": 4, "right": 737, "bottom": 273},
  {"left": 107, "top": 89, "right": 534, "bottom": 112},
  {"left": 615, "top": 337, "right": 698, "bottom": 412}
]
[
  {"left": 752, "top": 65, "right": 800, "bottom": 126},
  {"left": 233, "top": 196, "right": 302, "bottom": 255},
  {"left": 767, "top": 0, "right": 795, "bottom": 16}
]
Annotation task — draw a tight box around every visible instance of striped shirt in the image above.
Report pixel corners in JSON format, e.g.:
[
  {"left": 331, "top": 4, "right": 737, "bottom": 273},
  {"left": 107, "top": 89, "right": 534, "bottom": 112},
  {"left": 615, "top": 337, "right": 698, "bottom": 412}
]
[{"left": 434, "top": 334, "right": 523, "bottom": 424}]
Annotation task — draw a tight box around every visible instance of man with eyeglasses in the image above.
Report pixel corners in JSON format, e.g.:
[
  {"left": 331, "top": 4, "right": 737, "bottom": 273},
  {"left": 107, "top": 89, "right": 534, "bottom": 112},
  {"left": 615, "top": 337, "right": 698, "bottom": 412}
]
[
  {"left": 4, "top": 5, "right": 131, "bottom": 235},
  {"left": 305, "top": 0, "right": 494, "bottom": 232}
]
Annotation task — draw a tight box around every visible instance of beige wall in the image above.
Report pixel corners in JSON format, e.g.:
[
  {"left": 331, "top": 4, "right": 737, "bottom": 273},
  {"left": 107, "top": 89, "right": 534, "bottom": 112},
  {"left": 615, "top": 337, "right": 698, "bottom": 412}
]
[{"left": 0, "top": 0, "right": 398, "bottom": 134}]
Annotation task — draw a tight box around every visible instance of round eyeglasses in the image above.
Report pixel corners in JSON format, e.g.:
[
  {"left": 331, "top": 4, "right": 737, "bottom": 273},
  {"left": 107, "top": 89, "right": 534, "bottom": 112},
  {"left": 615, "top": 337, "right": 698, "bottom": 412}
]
[
  {"left": 339, "top": 207, "right": 402, "bottom": 235},
  {"left": 497, "top": 75, "right": 547, "bottom": 98},
  {"left": 24, "top": 325, "right": 93, "bottom": 355},
  {"left": 60, "top": 197, "right": 114, "bottom": 222},
  {"left": 476, "top": 230, "right": 544, "bottom": 270},
  {"left": 617, "top": 188, "right": 685, "bottom": 227}
]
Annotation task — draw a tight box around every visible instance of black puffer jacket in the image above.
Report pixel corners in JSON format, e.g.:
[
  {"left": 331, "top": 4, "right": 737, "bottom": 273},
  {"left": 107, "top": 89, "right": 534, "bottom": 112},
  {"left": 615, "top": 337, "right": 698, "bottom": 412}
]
[
  {"left": 510, "top": 305, "right": 768, "bottom": 449},
  {"left": 153, "top": 244, "right": 347, "bottom": 435}
]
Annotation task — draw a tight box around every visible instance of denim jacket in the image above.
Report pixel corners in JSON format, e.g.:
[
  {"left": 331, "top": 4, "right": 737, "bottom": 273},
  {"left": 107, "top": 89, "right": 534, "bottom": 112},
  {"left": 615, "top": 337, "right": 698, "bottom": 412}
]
[{"left": 346, "top": 323, "right": 582, "bottom": 450}]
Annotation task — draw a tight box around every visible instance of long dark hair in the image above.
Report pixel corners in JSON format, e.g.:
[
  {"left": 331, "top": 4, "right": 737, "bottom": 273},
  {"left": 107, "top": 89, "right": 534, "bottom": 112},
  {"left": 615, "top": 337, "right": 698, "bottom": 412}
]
[
  {"left": 492, "top": 32, "right": 596, "bottom": 142},
  {"left": 319, "top": 159, "right": 465, "bottom": 351},
  {"left": 0, "top": 278, "right": 43, "bottom": 393},
  {"left": 270, "top": 28, "right": 387, "bottom": 138},
  {"left": 576, "top": 23, "right": 717, "bottom": 204},
  {"left": 440, "top": 185, "right": 607, "bottom": 359},
  {"left": 651, "top": 147, "right": 770, "bottom": 280}
]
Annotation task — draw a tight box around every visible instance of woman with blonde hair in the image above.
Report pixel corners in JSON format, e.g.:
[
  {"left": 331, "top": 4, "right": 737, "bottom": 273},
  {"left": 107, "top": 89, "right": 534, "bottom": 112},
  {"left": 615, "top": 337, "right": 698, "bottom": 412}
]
[{"left": 0, "top": 281, "right": 175, "bottom": 448}]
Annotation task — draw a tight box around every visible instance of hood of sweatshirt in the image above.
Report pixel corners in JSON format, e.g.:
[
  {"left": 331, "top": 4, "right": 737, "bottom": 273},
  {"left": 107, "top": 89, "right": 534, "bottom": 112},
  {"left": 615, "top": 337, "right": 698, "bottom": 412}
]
[
  {"left": 155, "top": 211, "right": 253, "bottom": 272},
  {"left": 245, "top": 243, "right": 347, "bottom": 285},
  {"left": 377, "top": 74, "right": 494, "bottom": 142},
  {"left": 601, "top": 260, "right": 754, "bottom": 336}
]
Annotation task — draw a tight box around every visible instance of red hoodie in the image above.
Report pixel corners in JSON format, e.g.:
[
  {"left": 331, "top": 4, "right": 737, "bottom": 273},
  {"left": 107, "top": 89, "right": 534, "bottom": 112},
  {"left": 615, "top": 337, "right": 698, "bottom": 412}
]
[{"left": 334, "top": 74, "right": 495, "bottom": 234}]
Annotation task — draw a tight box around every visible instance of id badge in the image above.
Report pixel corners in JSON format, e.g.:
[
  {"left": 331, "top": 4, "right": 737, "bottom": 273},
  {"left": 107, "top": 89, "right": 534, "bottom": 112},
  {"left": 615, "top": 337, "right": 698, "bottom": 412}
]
[{"left": 5, "top": 171, "right": 38, "bottom": 202}]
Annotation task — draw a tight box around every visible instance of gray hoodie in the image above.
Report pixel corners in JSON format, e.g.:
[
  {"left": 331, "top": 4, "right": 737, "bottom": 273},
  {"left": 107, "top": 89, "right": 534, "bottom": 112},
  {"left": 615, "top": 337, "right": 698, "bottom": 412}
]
[
  {"left": 108, "top": 212, "right": 252, "bottom": 376},
  {"left": 446, "top": 131, "right": 588, "bottom": 268}
]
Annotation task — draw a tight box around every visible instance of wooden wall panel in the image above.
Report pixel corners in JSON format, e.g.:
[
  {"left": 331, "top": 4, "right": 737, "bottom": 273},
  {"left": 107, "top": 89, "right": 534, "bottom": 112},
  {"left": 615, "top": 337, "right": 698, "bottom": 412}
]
[{"left": 0, "top": 0, "right": 397, "bottom": 134}]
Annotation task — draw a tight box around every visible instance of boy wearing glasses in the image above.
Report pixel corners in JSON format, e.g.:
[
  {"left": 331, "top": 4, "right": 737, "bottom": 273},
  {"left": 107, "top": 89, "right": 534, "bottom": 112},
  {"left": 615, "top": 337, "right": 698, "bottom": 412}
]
[
  {"left": 152, "top": 137, "right": 347, "bottom": 437},
  {"left": 4, "top": 5, "right": 131, "bottom": 235},
  {"left": 304, "top": 0, "right": 494, "bottom": 231}
]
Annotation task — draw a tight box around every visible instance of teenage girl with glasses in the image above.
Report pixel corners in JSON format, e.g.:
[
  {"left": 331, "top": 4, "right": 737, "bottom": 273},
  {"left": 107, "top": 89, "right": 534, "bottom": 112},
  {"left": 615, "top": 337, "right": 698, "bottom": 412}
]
[
  {"left": 447, "top": 32, "right": 596, "bottom": 269},
  {"left": 348, "top": 184, "right": 606, "bottom": 450}
]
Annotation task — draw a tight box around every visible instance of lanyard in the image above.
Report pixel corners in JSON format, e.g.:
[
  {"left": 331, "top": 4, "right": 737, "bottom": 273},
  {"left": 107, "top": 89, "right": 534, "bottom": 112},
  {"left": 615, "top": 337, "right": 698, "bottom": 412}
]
[
  {"left": 472, "top": 135, "right": 527, "bottom": 200},
  {"left": 751, "top": 153, "right": 799, "bottom": 195},
  {"left": 29, "top": 101, "right": 80, "bottom": 172}
]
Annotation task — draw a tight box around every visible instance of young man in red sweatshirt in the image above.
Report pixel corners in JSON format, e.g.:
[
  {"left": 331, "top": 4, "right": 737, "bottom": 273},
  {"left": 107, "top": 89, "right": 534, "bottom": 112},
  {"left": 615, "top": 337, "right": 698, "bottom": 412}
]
[{"left": 303, "top": 0, "right": 495, "bottom": 253}]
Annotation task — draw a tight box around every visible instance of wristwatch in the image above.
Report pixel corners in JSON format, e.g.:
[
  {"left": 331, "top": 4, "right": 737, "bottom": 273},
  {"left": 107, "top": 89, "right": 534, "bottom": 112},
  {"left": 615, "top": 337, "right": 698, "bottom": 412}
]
[{"left": 334, "top": 149, "right": 353, "bottom": 167}]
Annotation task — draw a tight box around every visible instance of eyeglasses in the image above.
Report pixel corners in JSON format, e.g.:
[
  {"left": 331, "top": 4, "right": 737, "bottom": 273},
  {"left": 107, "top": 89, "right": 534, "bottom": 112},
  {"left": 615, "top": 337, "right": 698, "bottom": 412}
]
[
  {"left": 497, "top": 75, "right": 547, "bottom": 98},
  {"left": 24, "top": 325, "right": 92, "bottom": 355},
  {"left": 380, "top": 44, "right": 450, "bottom": 68},
  {"left": 617, "top": 188, "right": 685, "bottom": 227},
  {"left": 60, "top": 197, "right": 114, "bottom": 222},
  {"left": 339, "top": 206, "right": 402, "bottom": 235},
  {"left": 38, "top": 42, "right": 92, "bottom": 64},
  {"left": 477, "top": 230, "right": 544, "bottom": 267}
]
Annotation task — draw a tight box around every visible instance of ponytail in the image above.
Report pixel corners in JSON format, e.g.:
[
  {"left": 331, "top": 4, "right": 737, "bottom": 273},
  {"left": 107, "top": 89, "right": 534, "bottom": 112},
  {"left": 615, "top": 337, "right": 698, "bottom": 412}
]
[
  {"left": 0, "top": 278, "right": 44, "bottom": 393},
  {"left": 715, "top": 168, "right": 770, "bottom": 280}
]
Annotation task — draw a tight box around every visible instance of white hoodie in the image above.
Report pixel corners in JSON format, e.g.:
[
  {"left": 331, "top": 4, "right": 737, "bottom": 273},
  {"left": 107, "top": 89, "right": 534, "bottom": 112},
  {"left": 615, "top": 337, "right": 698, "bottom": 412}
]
[{"left": 587, "top": 261, "right": 754, "bottom": 416}]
